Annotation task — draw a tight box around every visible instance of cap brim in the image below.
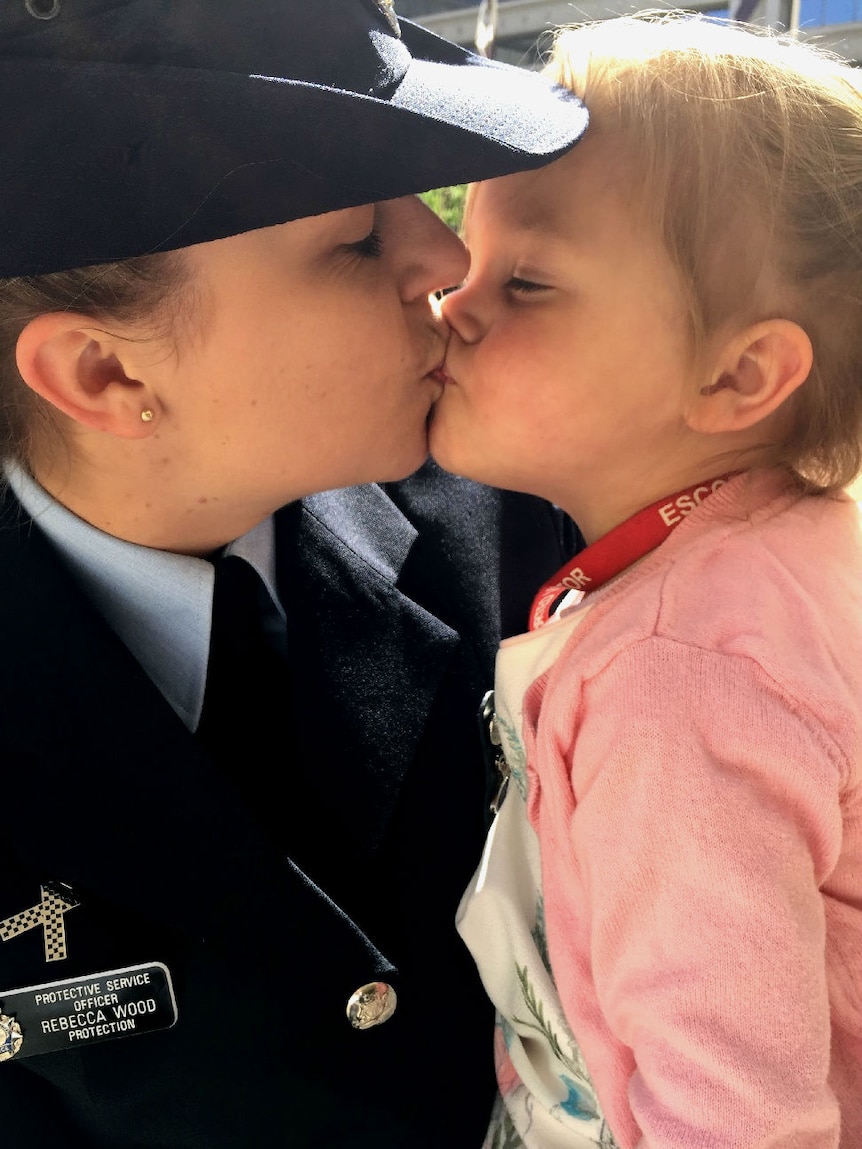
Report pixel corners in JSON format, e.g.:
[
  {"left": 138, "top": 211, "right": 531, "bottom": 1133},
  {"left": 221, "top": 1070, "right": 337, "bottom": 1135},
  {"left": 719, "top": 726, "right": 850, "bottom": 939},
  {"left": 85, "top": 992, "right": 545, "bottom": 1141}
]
[
  {"left": 391, "top": 20, "right": 588, "bottom": 181},
  {"left": 0, "top": 20, "right": 587, "bottom": 276}
]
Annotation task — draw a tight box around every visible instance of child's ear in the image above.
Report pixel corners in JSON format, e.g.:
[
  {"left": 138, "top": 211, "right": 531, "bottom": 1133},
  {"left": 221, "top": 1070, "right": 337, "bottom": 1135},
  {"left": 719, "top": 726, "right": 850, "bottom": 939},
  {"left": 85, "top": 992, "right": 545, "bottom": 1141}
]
[
  {"left": 15, "top": 313, "right": 160, "bottom": 439},
  {"left": 686, "top": 319, "right": 812, "bottom": 434}
]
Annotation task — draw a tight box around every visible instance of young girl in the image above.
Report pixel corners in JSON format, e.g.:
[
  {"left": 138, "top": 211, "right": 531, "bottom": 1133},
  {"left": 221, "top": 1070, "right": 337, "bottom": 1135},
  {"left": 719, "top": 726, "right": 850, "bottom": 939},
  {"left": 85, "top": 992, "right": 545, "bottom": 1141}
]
[{"left": 431, "top": 13, "right": 862, "bottom": 1148}]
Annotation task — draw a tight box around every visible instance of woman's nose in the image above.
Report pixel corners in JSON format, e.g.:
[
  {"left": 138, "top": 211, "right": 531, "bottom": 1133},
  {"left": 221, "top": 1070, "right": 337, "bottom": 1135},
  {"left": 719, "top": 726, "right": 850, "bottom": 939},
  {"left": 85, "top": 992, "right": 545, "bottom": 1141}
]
[{"left": 394, "top": 196, "right": 470, "bottom": 302}]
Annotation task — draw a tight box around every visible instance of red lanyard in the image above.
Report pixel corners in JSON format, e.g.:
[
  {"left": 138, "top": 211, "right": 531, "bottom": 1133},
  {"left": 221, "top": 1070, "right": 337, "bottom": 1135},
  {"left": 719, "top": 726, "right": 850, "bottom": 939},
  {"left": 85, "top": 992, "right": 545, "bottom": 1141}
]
[{"left": 529, "top": 475, "right": 737, "bottom": 630}]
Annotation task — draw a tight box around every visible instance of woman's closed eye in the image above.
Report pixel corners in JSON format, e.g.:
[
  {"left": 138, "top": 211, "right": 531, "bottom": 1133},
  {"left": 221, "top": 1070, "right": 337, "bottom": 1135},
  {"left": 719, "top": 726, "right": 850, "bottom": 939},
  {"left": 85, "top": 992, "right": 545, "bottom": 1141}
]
[{"left": 348, "top": 227, "right": 383, "bottom": 259}]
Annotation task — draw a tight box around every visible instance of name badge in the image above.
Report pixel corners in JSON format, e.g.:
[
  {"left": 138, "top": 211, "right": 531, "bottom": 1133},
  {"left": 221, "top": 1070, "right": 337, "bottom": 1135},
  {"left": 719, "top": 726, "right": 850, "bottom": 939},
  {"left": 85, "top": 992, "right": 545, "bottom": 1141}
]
[{"left": 0, "top": 962, "right": 177, "bottom": 1061}]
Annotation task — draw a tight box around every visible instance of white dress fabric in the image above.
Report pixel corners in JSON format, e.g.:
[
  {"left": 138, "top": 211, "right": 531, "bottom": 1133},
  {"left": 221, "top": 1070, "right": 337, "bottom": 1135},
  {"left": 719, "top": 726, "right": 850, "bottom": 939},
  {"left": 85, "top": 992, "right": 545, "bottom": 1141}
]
[{"left": 457, "top": 598, "right": 620, "bottom": 1149}]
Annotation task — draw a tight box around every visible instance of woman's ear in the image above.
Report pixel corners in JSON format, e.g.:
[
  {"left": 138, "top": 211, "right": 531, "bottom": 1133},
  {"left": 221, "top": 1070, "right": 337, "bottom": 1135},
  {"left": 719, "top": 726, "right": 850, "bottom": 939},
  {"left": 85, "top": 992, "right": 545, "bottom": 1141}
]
[
  {"left": 15, "top": 312, "right": 159, "bottom": 439},
  {"left": 686, "top": 319, "right": 813, "bottom": 435}
]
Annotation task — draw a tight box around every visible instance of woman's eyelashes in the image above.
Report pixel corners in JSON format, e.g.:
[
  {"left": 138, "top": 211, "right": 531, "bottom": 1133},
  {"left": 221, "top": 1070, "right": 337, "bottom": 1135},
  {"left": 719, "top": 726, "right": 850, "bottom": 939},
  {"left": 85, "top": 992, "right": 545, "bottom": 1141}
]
[{"left": 348, "top": 227, "right": 383, "bottom": 259}]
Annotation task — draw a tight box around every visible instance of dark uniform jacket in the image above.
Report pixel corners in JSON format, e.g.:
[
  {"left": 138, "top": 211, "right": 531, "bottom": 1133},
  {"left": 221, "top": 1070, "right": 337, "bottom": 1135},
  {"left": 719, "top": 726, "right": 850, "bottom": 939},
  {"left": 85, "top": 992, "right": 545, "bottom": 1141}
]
[{"left": 0, "top": 461, "right": 579, "bottom": 1147}]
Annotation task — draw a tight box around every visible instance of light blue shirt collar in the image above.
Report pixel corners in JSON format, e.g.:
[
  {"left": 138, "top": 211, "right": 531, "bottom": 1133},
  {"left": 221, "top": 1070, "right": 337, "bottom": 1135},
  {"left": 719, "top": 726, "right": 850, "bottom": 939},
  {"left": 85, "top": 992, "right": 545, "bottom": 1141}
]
[{"left": 5, "top": 462, "right": 284, "bottom": 732}]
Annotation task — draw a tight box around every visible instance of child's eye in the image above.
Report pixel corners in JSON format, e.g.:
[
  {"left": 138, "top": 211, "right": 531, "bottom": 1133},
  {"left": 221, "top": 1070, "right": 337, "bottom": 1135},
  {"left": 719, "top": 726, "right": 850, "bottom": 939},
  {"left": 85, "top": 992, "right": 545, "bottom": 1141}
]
[
  {"left": 348, "top": 228, "right": 383, "bottom": 259},
  {"left": 506, "top": 276, "right": 548, "bottom": 295}
]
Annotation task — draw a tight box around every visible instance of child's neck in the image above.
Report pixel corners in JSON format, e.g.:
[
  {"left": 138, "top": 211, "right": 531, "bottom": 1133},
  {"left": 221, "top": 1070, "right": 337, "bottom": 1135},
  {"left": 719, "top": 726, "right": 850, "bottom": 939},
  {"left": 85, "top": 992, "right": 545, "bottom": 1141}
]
[{"left": 565, "top": 462, "right": 749, "bottom": 546}]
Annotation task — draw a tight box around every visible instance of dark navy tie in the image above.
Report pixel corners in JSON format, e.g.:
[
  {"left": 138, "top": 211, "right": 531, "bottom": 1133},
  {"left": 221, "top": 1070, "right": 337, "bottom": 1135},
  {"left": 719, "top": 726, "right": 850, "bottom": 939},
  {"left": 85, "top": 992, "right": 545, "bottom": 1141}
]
[{"left": 197, "top": 554, "right": 290, "bottom": 843}]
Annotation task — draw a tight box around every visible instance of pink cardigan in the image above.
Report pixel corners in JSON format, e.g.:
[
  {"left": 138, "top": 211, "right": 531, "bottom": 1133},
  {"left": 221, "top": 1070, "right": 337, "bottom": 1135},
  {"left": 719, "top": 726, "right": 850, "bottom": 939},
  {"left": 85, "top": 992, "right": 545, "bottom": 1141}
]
[{"left": 522, "top": 470, "right": 862, "bottom": 1148}]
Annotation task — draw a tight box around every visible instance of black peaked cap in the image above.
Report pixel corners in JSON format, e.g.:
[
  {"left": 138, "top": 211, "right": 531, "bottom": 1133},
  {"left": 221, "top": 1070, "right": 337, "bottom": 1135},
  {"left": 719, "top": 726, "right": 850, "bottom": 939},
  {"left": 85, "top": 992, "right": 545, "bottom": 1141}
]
[{"left": 0, "top": 0, "right": 588, "bottom": 276}]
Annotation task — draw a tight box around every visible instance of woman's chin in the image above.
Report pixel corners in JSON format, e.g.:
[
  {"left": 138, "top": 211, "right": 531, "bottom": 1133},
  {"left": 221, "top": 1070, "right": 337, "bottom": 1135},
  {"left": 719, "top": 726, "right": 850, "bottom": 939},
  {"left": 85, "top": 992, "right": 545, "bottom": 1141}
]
[{"left": 428, "top": 410, "right": 471, "bottom": 476}]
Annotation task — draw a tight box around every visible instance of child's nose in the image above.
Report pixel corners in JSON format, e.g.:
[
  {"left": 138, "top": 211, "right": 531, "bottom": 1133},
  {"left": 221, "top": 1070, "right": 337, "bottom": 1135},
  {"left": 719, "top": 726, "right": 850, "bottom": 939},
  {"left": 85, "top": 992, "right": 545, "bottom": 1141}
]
[{"left": 440, "top": 282, "right": 486, "bottom": 344}]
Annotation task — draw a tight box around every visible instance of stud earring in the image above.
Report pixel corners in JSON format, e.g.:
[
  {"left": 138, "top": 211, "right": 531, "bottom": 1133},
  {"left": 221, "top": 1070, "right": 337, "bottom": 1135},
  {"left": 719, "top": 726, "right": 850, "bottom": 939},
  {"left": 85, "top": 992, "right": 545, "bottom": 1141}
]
[{"left": 140, "top": 409, "right": 155, "bottom": 423}]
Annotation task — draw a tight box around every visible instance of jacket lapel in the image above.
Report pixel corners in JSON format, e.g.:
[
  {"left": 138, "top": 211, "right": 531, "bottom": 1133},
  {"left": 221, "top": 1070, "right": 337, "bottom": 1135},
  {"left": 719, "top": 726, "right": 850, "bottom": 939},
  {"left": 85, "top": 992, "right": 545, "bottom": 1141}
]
[{"left": 275, "top": 483, "right": 463, "bottom": 858}]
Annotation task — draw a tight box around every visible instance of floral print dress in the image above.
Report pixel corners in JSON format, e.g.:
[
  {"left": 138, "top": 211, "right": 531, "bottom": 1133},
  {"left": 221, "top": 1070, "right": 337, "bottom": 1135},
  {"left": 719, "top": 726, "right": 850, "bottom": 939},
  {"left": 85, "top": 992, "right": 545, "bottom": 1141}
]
[{"left": 457, "top": 602, "right": 620, "bottom": 1149}]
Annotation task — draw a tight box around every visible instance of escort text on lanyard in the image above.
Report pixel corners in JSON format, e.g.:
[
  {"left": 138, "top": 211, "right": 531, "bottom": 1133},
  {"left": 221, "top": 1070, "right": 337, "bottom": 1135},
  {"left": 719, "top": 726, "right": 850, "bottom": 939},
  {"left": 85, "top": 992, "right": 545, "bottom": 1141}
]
[{"left": 529, "top": 476, "right": 736, "bottom": 631}]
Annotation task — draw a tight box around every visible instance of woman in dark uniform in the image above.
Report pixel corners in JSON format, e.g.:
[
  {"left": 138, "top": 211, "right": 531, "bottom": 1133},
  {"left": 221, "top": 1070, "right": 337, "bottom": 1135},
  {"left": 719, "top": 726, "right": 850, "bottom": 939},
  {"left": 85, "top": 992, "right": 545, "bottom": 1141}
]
[{"left": 0, "top": 1, "right": 586, "bottom": 1144}]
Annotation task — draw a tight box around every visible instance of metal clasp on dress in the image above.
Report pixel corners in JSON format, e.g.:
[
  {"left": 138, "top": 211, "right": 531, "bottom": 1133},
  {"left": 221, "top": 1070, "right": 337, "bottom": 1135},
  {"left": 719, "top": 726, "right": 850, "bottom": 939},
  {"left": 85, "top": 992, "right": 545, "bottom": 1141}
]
[{"left": 480, "top": 689, "right": 510, "bottom": 817}]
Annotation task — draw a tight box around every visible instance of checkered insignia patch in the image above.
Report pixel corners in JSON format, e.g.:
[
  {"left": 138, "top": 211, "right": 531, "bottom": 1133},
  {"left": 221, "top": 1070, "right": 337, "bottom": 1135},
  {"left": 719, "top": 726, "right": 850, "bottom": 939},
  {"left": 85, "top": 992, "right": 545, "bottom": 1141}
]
[{"left": 0, "top": 883, "right": 81, "bottom": 962}]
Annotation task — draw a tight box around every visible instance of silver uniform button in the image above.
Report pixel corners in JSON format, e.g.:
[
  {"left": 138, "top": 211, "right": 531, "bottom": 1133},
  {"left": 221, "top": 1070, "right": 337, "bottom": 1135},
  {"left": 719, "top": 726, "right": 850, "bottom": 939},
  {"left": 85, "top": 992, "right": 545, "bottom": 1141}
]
[{"left": 346, "top": 981, "right": 397, "bottom": 1030}]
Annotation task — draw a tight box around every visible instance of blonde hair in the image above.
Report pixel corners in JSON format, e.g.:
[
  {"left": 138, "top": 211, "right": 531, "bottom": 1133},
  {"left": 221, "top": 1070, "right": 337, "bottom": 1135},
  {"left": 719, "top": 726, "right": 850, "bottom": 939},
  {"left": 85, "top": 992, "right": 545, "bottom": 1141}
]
[{"left": 546, "top": 11, "right": 862, "bottom": 490}]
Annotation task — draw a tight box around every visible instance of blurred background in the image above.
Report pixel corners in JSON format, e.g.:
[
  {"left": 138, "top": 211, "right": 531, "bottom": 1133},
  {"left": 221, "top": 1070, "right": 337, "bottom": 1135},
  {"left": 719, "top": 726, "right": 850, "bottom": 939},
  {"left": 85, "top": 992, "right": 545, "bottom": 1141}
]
[{"left": 403, "top": 0, "right": 861, "bottom": 68}]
